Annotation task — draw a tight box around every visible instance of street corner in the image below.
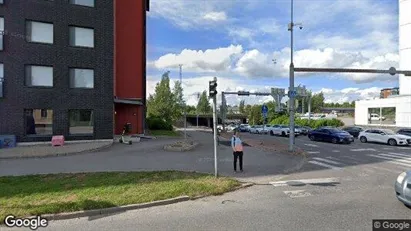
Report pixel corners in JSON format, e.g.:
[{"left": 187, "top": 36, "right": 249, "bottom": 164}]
[{"left": 163, "top": 140, "right": 200, "bottom": 152}]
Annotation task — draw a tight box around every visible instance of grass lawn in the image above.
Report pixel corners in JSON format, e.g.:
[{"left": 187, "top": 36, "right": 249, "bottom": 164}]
[
  {"left": 150, "top": 130, "right": 180, "bottom": 136},
  {"left": 0, "top": 171, "right": 240, "bottom": 222}
]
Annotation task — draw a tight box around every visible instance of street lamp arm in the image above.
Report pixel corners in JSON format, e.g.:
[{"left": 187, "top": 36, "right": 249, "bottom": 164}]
[{"left": 294, "top": 67, "right": 411, "bottom": 76}]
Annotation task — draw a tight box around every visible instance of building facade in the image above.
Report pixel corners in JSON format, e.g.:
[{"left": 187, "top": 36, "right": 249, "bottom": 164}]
[
  {"left": 113, "top": 0, "right": 148, "bottom": 135},
  {"left": 0, "top": 0, "right": 116, "bottom": 142},
  {"left": 355, "top": 0, "right": 411, "bottom": 128}
]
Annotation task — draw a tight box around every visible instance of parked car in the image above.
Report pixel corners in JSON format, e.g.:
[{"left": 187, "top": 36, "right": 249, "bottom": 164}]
[
  {"left": 270, "top": 125, "right": 290, "bottom": 136},
  {"left": 238, "top": 124, "right": 250, "bottom": 132},
  {"left": 342, "top": 126, "right": 364, "bottom": 138},
  {"left": 295, "top": 126, "right": 310, "bottom": 135},
  {"left": 256, "top": 125, "right": 269, "bottom": 134},
  {"left": 397, "top": 128, "right": 411, "bottom": 138},
  {"left": 249, "top": 125, "right": 259, "bottom": 134},
  {"left": 359, "top": 129, "right": 410, "bottom": 146},
  {"left": 308, "top": 128, "right": 354, "bottom": 144},
  {"left": 369, "top": 113, "right": 386, "bottom": 121},
  {"left": 395, "top": 170, "right": 411, "bottom": 208}
]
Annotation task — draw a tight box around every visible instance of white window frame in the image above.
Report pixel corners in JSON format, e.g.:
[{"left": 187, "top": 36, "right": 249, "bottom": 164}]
[
  {"left": 0, "top": 17, "right": 4, "bottom": 50},
  {"left": 25, "top": 65, "right": 54, "bottom": 87},
  {"left": 69, "top": 68, "right": 94, "bottom": 88},
  {"left": 69, "top": 0, "right": 94, "bottom": 7},
  {"left": 69, "top": 26, "right": 94, "bottom": 48},
  {"left": 0, "top": 63, "right": 4, "bottom": 97},
  {"left": 26, "top": 21, "right": 54, "bottom": 44}
]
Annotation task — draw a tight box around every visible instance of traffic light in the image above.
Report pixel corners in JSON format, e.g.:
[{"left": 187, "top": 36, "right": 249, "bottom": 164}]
[{"left": 209, "top": 79, "right": 217, "bottom": 98}]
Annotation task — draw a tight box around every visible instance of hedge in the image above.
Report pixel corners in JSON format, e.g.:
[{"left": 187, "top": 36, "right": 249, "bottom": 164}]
[
  {"left": 146, "top": 116, "right": 173, "bottom": 131},
  {"left": 269, "top": 115, "right": 344, "bottom": 129}
]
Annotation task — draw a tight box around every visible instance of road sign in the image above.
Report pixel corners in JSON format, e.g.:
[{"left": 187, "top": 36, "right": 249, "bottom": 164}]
[
  {"left": 262, "top": 111, "right": 268, "bottom": 118},
  {"left": 389, "top": 67, "right": 396, "bottom": 76},
  {"left": 288, "top": 90, "right": 297, "bottom": 97},
  {"left": 262, "top": 105, "right": 268, "bottom": 113}
]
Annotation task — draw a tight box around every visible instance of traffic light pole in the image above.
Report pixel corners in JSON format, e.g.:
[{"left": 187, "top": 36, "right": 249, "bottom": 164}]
[{"left": 209, "top": 77, "right": 218, "bottom": 178}]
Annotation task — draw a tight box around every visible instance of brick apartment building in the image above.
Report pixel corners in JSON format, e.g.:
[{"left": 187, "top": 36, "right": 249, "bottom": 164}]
[{"left": 0, "top": 0, "right": 148, "bottom": 142}]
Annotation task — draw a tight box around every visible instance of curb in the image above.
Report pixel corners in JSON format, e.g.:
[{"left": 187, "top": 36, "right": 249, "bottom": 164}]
[
  {"left": 0, "top": 142, "right": 113, "bottom": 160},
  {"left": 27, "top": 196, "right": 190, "bottom": 221},
  {"left": 190, "top": 182, "right": 255, "bottom": 200}
]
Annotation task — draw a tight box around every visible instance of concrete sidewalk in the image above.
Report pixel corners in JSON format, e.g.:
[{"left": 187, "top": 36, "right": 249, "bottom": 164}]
[
  {"left": 0, "top": 131, "right": 305, "bottom": 184},
  {"left": 0, "top": 140, "right": 114, "bottom": 159}
]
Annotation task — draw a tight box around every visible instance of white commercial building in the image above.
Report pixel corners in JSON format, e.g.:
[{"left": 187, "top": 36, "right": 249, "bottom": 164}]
[{"left": 355, "top": 0, "right": 411, "bottom": 128}]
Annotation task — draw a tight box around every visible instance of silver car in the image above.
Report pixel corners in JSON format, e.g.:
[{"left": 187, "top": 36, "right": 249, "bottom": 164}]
[{"left": 395, "top": 170, "right": 411, "bottom": 207}]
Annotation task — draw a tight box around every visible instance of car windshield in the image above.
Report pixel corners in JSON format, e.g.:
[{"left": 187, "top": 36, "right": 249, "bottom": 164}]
[
  {"left": 328, "top": 128, "right": 344, "bottom": 133},
  {"left": 280, "top": 125, "right": 288, "bottom": 128}
]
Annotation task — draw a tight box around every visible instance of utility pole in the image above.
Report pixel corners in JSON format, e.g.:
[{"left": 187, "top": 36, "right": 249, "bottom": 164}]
[
  {"left": 209, "top": 77, "right": 218, "bottom": 177},
  {"left": 288, "top": 0, "right": 303, "bottom": 152},
  {"left": 179, "top": 64, "right": 187, "bottom": 139},
  {"left": 197, "top": 93, "right": 200, "bottom": 128}
]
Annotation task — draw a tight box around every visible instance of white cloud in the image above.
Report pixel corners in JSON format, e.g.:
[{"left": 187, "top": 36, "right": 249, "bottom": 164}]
[
  {"left": 152, "top": 45, "right": 243, "bottom": 72},
  {"left": 315, "top": 87, "right": 381, "bottom": 104},
  {"left": 203, "top": 11, "right": 227, "bottom": 21},
  {"left": 152, "top": 45, "right": 398, "bottom": 83}
]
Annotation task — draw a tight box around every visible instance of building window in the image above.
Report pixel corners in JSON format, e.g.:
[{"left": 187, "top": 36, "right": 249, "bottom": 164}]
[
  {"left": 69, "top": 26, "right": 94, "bottom": 48},
  {"left": 69, "top": 110, "right": 94, "bottom": 134},
  {"left": 0, "top": 63, "right": 3, "bottom": 98},
  {"left": 25, "top": 65, "right": 53, "bottom": 87},
  {"left": 25, "top": 109, "right": 53, "bottom": 135},
  {"left": 69, "top": 68, "right": 94, "bottom": 88},
  {"left": 26, "top": 21, "right": 54, "bottom": 44},
  {"left": 69, "top": 0, "right": 94, "bottom": 7},
  {"left": 41, "top": 109, "right": 48, "bottom": 118},
  {"left": 0, "top": 17, "right": 4, "bottom": 50}
]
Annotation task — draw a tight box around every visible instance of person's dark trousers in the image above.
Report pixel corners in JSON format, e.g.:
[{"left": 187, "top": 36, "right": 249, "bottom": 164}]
[{"left": 233, "top": 151, "right": 243, "bottom": 171}]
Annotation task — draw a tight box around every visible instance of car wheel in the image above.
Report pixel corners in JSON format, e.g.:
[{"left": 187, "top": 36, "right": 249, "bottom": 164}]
[
  {"left": 332, "top": 138, "right": 338, "bottom": 144},
  {"left": 282, "top": 131, "right": 286, "bottom": 137},
  {"left": 270, "top": 131, "right": 274, "bottom": 136},
  {"left": 360, "top": 136, "right": 367, "bottom": 143},
  {"left": 309, "top": 135, "right": 315, "bottom": 141},
  {"left": 388, "top": 139, "right": 397, "bottom": 146}
]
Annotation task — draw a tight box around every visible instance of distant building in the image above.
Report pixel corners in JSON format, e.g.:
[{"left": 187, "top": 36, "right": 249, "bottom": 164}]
[{"left": 380, "top": 87, "right": 399, "bottom": 98}]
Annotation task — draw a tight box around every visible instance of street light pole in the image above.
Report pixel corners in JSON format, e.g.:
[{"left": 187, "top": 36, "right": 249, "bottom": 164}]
[
  {"left": 179, "top": 64, "right": 187, "bottom": 139},
  {"left": 288, "top": 0, "right": 296, "bottom": 152}
]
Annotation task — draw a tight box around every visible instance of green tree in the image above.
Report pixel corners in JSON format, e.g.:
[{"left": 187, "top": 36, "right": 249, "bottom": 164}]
[
  {"left": 311, "top": 92, "right": 325, "bottom": 113},
  {"left": 186, "top": 105, "right": 197, "bottom": 114},
  {"left": 147, "top": 71, "right": 175, "bottom": 122},
  {"left": 171, "top": 80, "right": 185, "bottom": 121},
  {"left": 197, "top": 90, "right": 211, "bottom": 114},
  {"left": 239, "top": 100, "right": 245, "bottom": 114},
  {"left": 249, "top": 104, "right": 263, "bottom": 125}
]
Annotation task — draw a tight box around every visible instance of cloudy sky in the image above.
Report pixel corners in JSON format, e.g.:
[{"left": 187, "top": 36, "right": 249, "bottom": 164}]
[{"left": 146, "top": 0, "right": 399, "bottom": 106}]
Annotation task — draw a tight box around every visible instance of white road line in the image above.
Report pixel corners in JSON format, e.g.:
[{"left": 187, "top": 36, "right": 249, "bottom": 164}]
[
  {"left": 332, "top": 150, "right": 340, "bottom": 152},
  {"left": 368, "top": 154, "right": 411, "bottom": 168},
  {"left": 378, "top": 154, "right": 411, "bottom": 163},
  {"left": 350, "top": 148, "right": 377, "bottom": 152},
  {"left": 312, "top": 157, "right": 344, "bottom": 166},
  {"left": 283, "top": 190, "right": 312, "bottom": 198},
  {"left": 308, "top": 160, "right": 343, "bottom": 170},
  {"left": 270, "top": 177, "right": 339, "bottom": 187},
  {"left": 304, "top": 144, "right": 319, "bottom": 147},
  {"left": 388, "top": 152, "right": 411, "bottom": 157},
  {"left": 397, "top": 147, "right": 411, "bottom": 150},
  {"left": 307, "top": 151, "right": 320, "bottom": 154},
  {"left": 340, "top": 156, "right": 362, "bottom": 164}
]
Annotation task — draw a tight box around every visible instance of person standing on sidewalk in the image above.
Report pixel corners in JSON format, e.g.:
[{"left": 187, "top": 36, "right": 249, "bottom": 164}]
[{"left": 231, "top": 130, "right": 244, "bottom": 173}]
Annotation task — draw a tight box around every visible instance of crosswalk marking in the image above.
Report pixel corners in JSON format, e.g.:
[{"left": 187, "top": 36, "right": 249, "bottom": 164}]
[
  {"left": 367, "top": 154, "right": 411, "bottom": 168},
  {"left": 332, "top": 150, "right": 340, "bottom": 152},
  {"left": 350, "top": 148, "right": 376, "bottom": 152},
  {"left": 388, "top": 152, "right": 411, "bottom": 158},
  {"left": 307, "top": 151, "right": 320, "bottom": 154},
  {"left": 308, "top": 160, "right": 343, "bottom": 170},
  {"left": 270, "top": 177, "right": 339, "bottom": 187},
  {"left": 379, "top": 154, "right": 411, "bottom": 163},
  {"left": 304, "top": 144, "right": 319, "bottom": 147},
  {"left": 312, "top": 157, "right": 343, "bottom": 165},
  {"left": 283, "top": 190, "right": 312, "bottom": 198}
]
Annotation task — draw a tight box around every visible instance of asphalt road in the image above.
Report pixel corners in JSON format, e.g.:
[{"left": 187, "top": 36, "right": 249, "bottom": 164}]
[{"left": 3, "top": 131, "right": 411, "bottom": 231}]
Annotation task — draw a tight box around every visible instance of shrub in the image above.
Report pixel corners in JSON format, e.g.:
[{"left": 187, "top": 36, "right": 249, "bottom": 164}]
[
  {"left": 146, "top": 116, "right": 173, "bottom": 131},
  {"left": 270, "top": 115, "right": 344, "bottom": 129}
]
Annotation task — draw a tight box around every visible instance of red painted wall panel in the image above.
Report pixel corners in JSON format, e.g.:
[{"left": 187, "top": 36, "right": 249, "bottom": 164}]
[
  {"left": 115, "top": 104, "right": 143, "bottom": 134},
  {"left": 114, "top": 0, "right": 145, "bottom": 99}
]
